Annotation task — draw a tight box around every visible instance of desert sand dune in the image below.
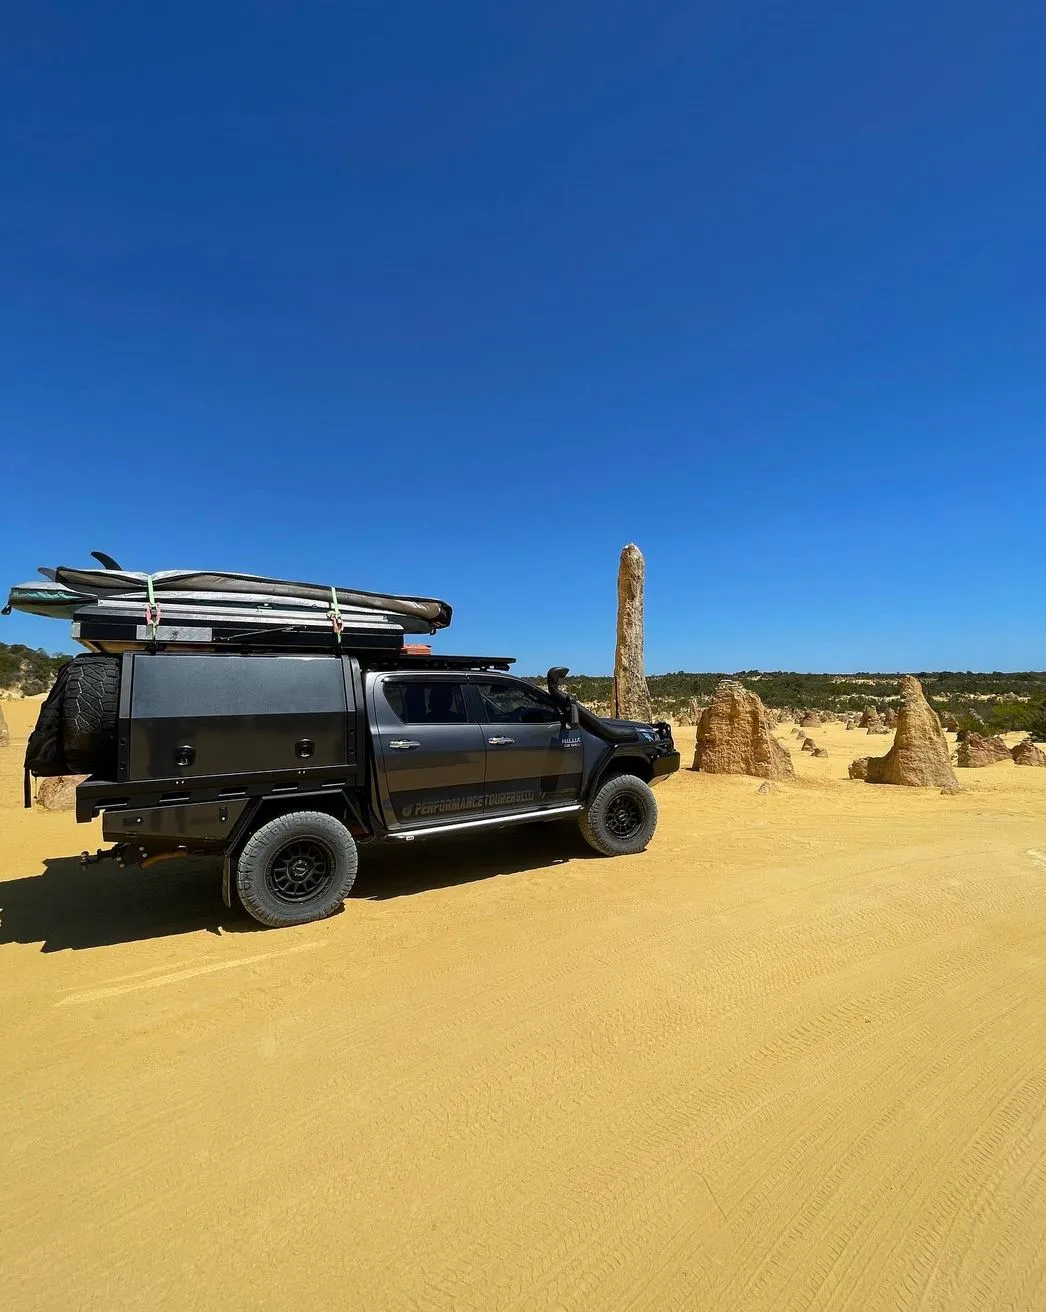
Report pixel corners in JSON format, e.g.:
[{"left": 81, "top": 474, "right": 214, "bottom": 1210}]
[{"left": 3, "top": 700, "right": 1046, "bottom": 1311}]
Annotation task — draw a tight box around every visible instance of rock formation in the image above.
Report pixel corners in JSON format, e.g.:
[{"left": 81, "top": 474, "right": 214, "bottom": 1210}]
[
  {"left": 1012, "top": 738, "right": 1046, "bottom": 767},
  {"left": 612, "top": 543, "right": 651, "bottom": 722},
  {"left": 0, "top": 702, "right": 9, "bottom": 747},
  {"left": 864, "top": 713, "right": 885, "bottom": 733},
  {"left": 885, "top": 707, "right": 898, "bottom": 727},
  {"left": 801, "top": 737, "right": 817, "bottom": 753},
  {"left": 812, "top": 747, "right": 829, "bottom": 758},
  {"left": 941, "top": 713, "right": 959, "bottom": 732},
  {"left": 956, "top": 733, "right": 1012, "bottom": 768},
  {"left": 671, "top": 698, "right": 704, "bottom": 727},
  {"left": 859, "top": 706, "right": 879, "bottom": 728},
  {"left": 848, "top": 676, "right": 957, "bottom": 788},
  {"left": 36, "top": 775, "right": 87, "bottom": 811},
  {"left": 692, "top": 679, "right": 795, "bottom": 780},
  {"left": 799, "top": 710, "right": 820, "bottom": 728}
]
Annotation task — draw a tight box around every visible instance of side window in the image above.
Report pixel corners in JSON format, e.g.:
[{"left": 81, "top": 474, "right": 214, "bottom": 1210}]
[
  {"left": 473, "top": 679, "right": 560, "bottom": 724},
  {"left": 384, "top": 680, "right": 468, "bottom": 725}
]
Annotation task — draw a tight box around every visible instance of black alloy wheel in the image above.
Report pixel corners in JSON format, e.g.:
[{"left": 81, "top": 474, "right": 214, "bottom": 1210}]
[
  {"left": 267, "top": 839, "right": 337, "bottom": 903},
  {"left": 605, "top": 793, "right": 645, "bottom": 840}
]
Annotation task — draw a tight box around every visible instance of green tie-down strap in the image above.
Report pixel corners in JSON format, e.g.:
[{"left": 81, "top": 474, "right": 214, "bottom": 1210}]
[
  {"left": 328, "top": 586, "right": 343, "bottom": 644},
  {"left": 144, "top": 574, "right": 160, "bottom": 638}
]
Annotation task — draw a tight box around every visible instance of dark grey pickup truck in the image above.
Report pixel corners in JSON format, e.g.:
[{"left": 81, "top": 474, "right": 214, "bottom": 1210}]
[{"left": 42, "top": 650, "right": 679, "bottom": 927}]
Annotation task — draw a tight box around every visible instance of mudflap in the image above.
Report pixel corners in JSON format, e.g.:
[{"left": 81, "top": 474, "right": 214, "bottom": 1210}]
[{"left": 221, "top": 856, "right": 233, "bottom": 910}]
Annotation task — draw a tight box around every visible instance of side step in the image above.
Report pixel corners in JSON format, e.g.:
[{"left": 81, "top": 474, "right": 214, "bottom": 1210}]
[{"left": 388, "top": 804, "right": 582, "bottom": 841}]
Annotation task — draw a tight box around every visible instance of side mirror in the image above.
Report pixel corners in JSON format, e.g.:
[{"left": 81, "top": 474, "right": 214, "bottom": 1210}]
[{"left": 568, "top": 697, "right": 579, "bottom": 728}]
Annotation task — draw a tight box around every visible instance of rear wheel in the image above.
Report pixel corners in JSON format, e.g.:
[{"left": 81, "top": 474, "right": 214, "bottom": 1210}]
[
  {"left": 235, "top": 811, "right": 358, "bottom": 927},
  {"left": 579, "top": 774, "right": 658, "bottom": 856}
]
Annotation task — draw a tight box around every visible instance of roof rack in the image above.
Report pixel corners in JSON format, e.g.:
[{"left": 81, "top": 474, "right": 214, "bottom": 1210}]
[{"left": 362, "top": 652, "right": 516, "bottom": 672}]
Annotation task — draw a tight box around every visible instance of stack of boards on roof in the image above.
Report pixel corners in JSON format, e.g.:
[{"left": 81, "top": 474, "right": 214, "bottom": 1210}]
[{"left": 4, "top": 553, "right": 453, "bottom": 656}]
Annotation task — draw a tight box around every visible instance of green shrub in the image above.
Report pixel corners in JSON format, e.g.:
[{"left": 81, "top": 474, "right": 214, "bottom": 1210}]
[{"left": 0, "top": 642, "right": 70, "bottom": 695}]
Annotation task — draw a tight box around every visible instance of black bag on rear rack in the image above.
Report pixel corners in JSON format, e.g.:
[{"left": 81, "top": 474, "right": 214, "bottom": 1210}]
[{"left": 23, "top": 661, "right": 74, "bottom": 805}]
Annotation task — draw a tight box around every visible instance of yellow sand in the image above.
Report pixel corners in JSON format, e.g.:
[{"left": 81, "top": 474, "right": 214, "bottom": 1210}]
[{"left": 3, "top": 698, "right": 1046, "bottom": 1311}]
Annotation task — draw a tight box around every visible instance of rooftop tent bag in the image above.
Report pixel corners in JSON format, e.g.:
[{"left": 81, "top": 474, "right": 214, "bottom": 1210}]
[
  {"left": 5, "top": 562, "right": 454, "bottom": 654},
  {"left": 50, "top": 568, "right": 453, "bottom": 631}
]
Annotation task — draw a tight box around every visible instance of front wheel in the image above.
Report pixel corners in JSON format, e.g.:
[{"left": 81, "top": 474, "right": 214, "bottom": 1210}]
[
  {"left": 579, "top": 775, "right": 658, "bottom": 856},
  {"left": 235, "top": 811, "right": 358, "bottom": 928}
]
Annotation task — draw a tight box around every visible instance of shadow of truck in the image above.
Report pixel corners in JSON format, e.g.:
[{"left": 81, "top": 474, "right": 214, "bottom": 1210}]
[{"left": 0, "top": 821, "right": 584, "bottom": 952}]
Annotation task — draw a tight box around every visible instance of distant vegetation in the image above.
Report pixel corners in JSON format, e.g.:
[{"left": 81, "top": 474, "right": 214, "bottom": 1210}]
[
  {"left": 534, "top": 670, "right": 1046, "bottom": 739},
  {"left": 3, "top": 642, "right": 1043, "bottom": 739},
  {"left": 0, "top": 642, "right": 71, "bottom": 696}
]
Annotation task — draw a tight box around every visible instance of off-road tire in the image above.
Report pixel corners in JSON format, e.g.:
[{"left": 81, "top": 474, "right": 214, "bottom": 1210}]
[
  {"left": 579, "top": 774, "right": 658, "bottom": 856},
  {"left": 235, "top": 811, "right": 358, "bottom": 928},
  {"left": 62, "top": 655, "right": 120, "bottom": 775}
]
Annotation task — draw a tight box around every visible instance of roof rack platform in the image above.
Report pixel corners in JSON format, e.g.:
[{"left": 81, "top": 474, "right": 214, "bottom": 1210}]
[{"left": 361, "top": 653, "right": 516, "bottom": 672}]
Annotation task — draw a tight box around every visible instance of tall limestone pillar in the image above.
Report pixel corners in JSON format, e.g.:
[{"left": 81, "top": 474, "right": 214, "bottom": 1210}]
[{"left": 612, "top": 543, "right": 652, "bottom": 722}]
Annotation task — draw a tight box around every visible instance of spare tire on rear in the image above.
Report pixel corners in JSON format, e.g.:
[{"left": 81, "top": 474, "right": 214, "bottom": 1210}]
[{"left": 62, "top": 655, "right": 120, "bottom": 776}]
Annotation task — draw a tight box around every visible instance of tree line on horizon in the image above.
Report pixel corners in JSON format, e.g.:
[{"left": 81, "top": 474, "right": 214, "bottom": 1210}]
[
  {"left": 2, "top": 641, "right": 1043, "bottom": 739},
  {"left": 536, "top": 669, "right": 1046, "bottom": 740}
]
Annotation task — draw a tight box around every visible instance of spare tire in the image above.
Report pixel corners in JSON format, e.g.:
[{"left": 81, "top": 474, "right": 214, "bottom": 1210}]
[{"left": 62, "top": 655, "right": 120, "bottom": 776}]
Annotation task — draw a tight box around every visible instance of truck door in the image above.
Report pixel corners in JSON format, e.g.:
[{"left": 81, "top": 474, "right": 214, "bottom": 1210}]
[
  {"left": 468, "top": 676, "right": 584, "bottom": 814},
  {"left": 371, "top": 675, "right": 486, "bottom": 827}
]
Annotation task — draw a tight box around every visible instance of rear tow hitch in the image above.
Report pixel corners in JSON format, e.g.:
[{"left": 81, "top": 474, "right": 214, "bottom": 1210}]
[
  {"left": 80, "top": 844, "right": 147, "bottom": 869},
  {"left": 81, "top": 846, "right": 119, "bottom": 867}
]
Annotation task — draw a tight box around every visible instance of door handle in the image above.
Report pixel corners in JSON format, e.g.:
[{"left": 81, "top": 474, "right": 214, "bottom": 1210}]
[
  {"left": 488, "top": 736, "right": 515, "bottom": 746},
  {"left": 388, "top": 740, "right": 421, "bottom": 750}
]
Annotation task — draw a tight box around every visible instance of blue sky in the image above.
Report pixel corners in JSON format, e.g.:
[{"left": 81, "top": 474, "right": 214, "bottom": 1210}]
[{"left": 1, "top": 1, "right": 1043, "bottom": 674}]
